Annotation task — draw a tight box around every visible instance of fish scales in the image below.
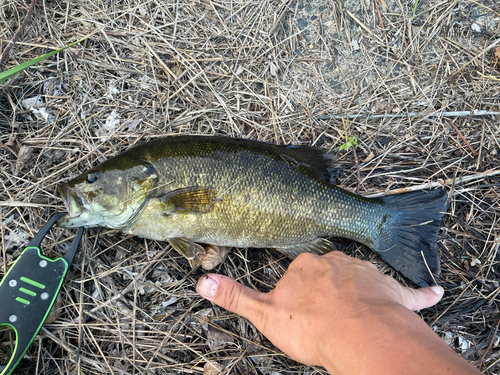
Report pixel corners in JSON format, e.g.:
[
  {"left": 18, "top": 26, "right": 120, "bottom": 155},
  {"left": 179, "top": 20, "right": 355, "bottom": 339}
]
[
  {"left": 126, "top": 139, "right": 381, "bottom": 248},
  {"left": 57, "top": 135, "right": 447, "bottom": 287}
]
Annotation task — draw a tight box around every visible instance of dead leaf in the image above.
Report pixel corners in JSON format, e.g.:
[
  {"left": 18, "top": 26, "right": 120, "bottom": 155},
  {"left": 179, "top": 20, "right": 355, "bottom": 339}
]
[
  {"left": 203, "top": 362, "right": 224, "bottom": 375},
  {"left": 363, "top": 151, "right": 375, "bottom": 163},
  {"left": 206, "top": 326, "right": 234, "bottom": 350},
  {"left": 15, "top": 145, "right": 34, "bottom": 175},
  {"left": 0, "top": 137, "right": 20, "bottom": 156},
  {"left": 201, "top": 245, "right": 230, "bottom": 270}
]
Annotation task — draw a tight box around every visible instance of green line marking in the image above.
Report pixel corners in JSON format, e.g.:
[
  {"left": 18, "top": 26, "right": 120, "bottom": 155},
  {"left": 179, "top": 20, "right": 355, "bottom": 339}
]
[
  {"left": 20, "top": 277, "right": 45, "bottom": 289},
  {"left": 19, "top": 287, "right": 36, "bottom": 297},
  {"left": 16, "top": 297, "right": 30, "bottom": 305}
]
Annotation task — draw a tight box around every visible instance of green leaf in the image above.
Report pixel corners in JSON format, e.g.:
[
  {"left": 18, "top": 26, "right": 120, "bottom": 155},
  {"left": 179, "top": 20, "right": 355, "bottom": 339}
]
[
  {"left": 0, "top": 38, "right": 85, "bottom": 83},
  {"left": 339, "top": 136, "right": 357, "bottom": 151}
]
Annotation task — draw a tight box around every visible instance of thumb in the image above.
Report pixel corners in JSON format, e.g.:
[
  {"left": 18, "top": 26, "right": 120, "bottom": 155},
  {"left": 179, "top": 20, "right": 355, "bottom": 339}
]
[
  {"left": 399, "top": 285, "right": 445, "bottom": 311},
  {"left": 196, "top": 274, "right": 268, "bottom": 321}
]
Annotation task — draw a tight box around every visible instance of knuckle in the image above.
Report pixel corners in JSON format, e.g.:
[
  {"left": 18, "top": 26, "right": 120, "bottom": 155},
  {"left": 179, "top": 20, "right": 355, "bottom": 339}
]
[
  {"left": 293, "top": 252, "right": 318, "bottom": 265},
  {"left": 288, "top": 252, "right": 318, "bottom": 272},
  {"left": 219, "top": 281, "right": 242, "bottom": 312},
  {"left": 295, "top": 252, "right": 314, "bottom": 261},
  {"left": 401, "top": 287, "right": 418, "bottom": 309}
]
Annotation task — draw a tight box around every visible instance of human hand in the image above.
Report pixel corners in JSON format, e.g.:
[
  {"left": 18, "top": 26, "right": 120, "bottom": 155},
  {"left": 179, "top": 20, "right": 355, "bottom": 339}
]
[{"left": 196, "top": 251, "right": 479, "bottom": 374}]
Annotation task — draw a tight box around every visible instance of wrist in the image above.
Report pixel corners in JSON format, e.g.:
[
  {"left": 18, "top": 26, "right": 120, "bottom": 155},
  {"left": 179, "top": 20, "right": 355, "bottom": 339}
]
[
  {"left": 318, "top": 303, "right": 480, "bottom": 375},
  {"left": 317, "top": 303, "right": 428, "bottom": 374}
]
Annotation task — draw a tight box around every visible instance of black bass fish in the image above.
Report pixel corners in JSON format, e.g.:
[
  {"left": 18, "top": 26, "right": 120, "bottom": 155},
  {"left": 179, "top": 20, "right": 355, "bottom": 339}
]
[{"left": 57, "top": 135, "right": 447, "bottom": 286}]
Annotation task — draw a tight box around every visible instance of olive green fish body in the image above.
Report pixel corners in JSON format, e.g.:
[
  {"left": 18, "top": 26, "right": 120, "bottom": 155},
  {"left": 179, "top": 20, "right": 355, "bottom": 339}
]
[
  {"left": 58, "top": 136, "right": 447, "bottom": 286},
  {"left": 124, "top": 145, "right": 381, "bottom": 249}
]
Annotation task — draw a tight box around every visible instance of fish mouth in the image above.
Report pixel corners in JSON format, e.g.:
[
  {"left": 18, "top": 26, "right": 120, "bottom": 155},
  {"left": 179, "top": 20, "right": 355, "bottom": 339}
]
[{"left": 56, "top": 184, "right": 84, "bottom": 227}]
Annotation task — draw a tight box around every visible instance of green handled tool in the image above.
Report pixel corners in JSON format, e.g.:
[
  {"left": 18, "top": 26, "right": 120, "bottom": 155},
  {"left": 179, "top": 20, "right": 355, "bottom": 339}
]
[{"left": 0, "top": 212, "right": 83, "bottom": 375}]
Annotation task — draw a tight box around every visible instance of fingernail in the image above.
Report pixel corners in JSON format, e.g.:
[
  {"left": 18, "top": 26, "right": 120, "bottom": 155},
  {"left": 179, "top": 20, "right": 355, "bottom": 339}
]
[
  {"left": 196, "top": 276, "right": 218, "bottom": 299},
  {"left": 430, "top": 285, "right": 444, "bottom": 296}
]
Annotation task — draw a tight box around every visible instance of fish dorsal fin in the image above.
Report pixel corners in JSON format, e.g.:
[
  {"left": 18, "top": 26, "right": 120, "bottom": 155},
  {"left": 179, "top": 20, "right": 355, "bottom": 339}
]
[
  {"left": 278, "top": 144, "right": 333, "bottom": 182},
  {"left": 159, "top": 187, "right": 219, "bottom": 214},
  {"left": 275, "top": 238, "right": 334, "bottom": 258},
  {"left": 168, "top": 237, "right": 196, "bottom": 260}
]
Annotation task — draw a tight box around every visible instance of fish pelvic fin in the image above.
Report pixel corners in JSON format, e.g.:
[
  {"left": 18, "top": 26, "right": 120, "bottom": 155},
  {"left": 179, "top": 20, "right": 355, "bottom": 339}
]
[
  {"left": 276, "top": 238, "right": 334, "bottom": 258},
  {"left": 373, "top": 189, "right": 448, "bottom": 287},
  {"left": 168, "top": 237, "right": 196, "bottom": 259},
  {"left": 167, "top": 240, "right": 228, "bottom": 269}
]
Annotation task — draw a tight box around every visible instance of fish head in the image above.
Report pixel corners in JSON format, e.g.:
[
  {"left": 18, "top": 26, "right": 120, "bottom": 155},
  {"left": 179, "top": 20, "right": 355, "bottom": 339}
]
[{"left": 57, "top": 160, "right": 157, "bottom": 229}]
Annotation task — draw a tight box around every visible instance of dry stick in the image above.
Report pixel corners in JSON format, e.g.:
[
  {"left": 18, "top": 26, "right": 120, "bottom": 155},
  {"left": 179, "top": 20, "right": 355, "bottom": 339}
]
[
  {"left": 0, "top": 0, "right": 38, "bottom": 67},
  {"left": 316, "top": 109, "right": 500, "bottom": 121},
  {"left": 479, "top": 314, "right": 500, "bottom": 370},
  {"left": 363, "top": 169, "right": 500, "bottom": 198},
  {"left": 142, "top": 39, "right": 178, "bottom": 81},
  {"left": 421, "top": 250, "right": 438, "bottom": 286},
  {"left": 448, "top": 120, "right": 477, "bottom": 155},
  {"left": 451, "top": 38, "right": 500, "bottom": 77},
  {"left": 476, "top": 123, "right": 485, "bottom": 170},
  {"left": 345, "top": 9, "right": 384, "bottom": 44},
  {"left": 85, "top": 248, "right": 168, "bottom": 315},
  {"left": 373, "top": 0, "right": 385, "bottom": 30}
]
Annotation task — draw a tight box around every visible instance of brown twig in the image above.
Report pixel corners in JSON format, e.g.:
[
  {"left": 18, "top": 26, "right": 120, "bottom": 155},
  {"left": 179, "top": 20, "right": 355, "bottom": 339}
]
[
  {"left": 373, "top": 0, "right": 385, "bottom": 30},
  {"left": 0, "top": 0, "right": 38, "bottom": 67},
  {"left": 363, "top": 169, "right": 500, "bottom": 197},
  {"left": 479, "top": 314, "right": 500, "bottom": 370},
  {"left": 448, "top": 120, "right": 477, "bottom": 156}
]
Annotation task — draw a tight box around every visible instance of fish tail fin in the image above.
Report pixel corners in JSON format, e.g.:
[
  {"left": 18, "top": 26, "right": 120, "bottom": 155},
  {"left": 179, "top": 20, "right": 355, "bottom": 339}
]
[{"left": 372, "top": 189, "right": 448, "bottom": 287}]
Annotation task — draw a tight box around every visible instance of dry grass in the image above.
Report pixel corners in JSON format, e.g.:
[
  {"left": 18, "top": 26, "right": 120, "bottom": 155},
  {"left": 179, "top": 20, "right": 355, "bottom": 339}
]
[{"left": 1, "top": 0, "right": 500, "bottom": 373}]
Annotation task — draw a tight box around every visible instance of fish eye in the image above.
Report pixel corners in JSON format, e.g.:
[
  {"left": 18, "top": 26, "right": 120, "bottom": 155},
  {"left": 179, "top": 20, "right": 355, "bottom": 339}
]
[
  {"left": 142, "top": 163, "right": 155, "bottom": 175},
  {"left": 86, "top": 172, "right": 100, "bottom": 184}
]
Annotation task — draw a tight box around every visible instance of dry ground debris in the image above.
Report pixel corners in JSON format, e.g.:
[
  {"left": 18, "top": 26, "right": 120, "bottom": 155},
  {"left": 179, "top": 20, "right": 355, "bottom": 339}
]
[{"left": 1, "top": 0, "right": 500, "bottom": 373}]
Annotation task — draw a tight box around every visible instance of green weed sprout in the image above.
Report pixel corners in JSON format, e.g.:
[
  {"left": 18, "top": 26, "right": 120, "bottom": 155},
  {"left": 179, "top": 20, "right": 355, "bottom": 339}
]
[
  {"left": 339, "top": 136, "right": 357, "bottom": 151},
  {"left": 0, "top": 38, "right": 84, "bottom": 83}
]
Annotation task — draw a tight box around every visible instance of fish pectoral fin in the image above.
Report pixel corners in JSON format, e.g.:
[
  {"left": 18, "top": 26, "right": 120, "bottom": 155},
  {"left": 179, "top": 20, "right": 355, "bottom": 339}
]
[
  {"left": 159, "top": 187, "right": 219, "bottom": 214},
  {"left": 275, "top": 238, "right": 334, "bottom": 258},
  {"left": 168, "top": 237, "right": 197, "bottom": 259}
]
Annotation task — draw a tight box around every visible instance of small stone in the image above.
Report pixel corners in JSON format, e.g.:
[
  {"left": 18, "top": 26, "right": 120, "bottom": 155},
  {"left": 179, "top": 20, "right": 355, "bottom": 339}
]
[{"left": 297, "top": 18, "right": 308, "bottom": 29}]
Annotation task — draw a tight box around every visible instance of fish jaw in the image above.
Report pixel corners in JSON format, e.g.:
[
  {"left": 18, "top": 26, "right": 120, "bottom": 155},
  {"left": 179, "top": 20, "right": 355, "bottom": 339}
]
[
  {"left": 56, "top": 183, "right": 98, "bottom": 228},
  {"left": 56, "top": 162, "right": 158, "bottom": 229}
]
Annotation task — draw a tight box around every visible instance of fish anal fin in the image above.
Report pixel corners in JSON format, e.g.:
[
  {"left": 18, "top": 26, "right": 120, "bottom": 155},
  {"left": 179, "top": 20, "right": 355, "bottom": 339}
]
[
  {"left": 160, "top": 187, "right": 219, "bottom": 214},
  {"left": 276, "top": 238, "right": 334, "bottom": 258}
]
